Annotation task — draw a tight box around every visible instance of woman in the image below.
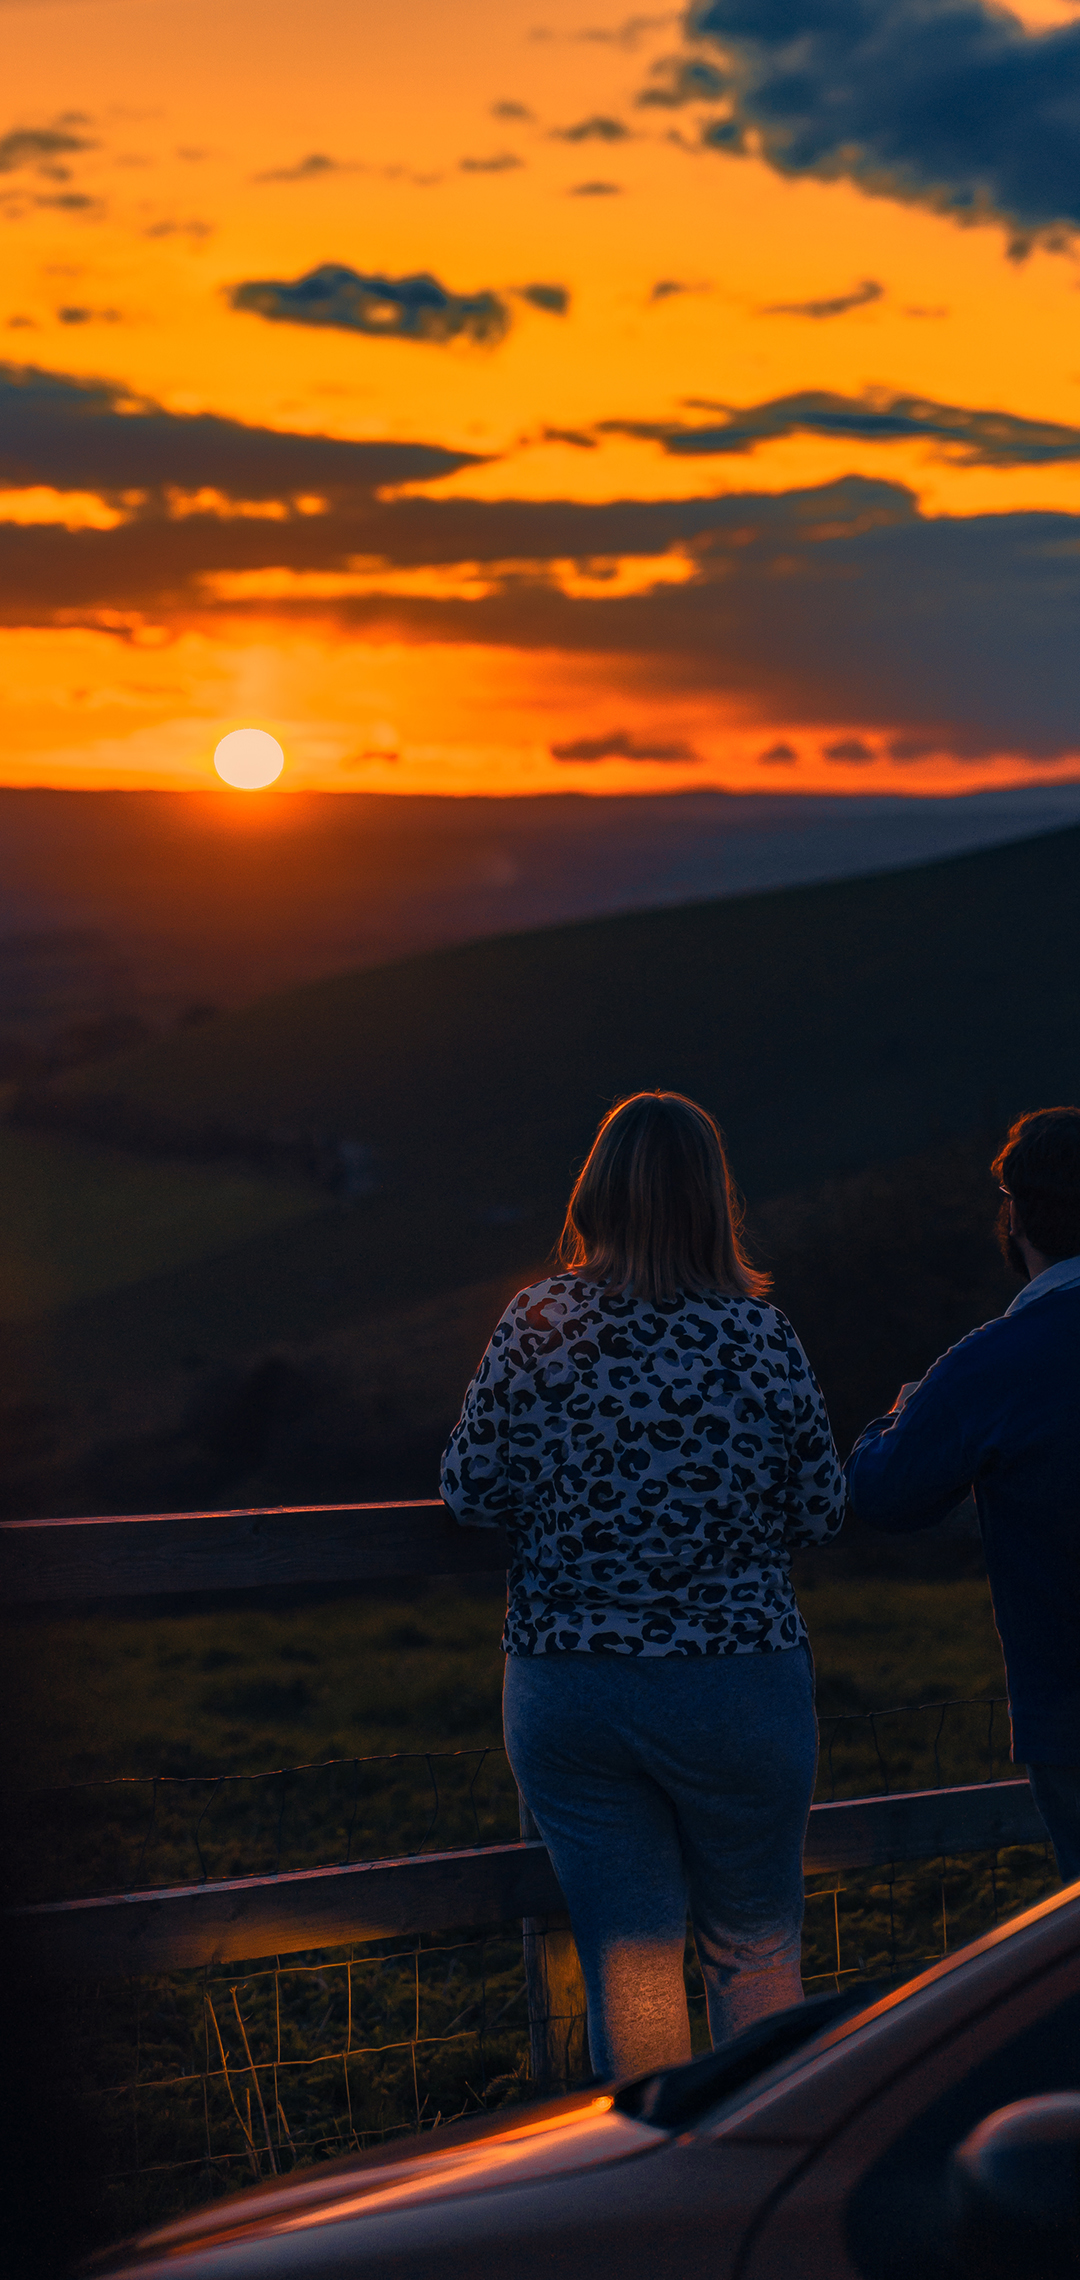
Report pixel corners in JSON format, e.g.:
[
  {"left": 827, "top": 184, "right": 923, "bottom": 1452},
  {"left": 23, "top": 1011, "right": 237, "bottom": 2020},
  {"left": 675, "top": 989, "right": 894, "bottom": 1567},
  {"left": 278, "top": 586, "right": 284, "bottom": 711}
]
[{"left": 441, "top": 1092, "right": 845, "bottom": 2078}]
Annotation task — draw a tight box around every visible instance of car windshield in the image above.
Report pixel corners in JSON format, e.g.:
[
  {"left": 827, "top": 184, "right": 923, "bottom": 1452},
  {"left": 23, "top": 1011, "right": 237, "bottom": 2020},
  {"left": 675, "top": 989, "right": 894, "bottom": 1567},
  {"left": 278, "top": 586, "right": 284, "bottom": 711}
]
[{"left": 614, "top": 1984, "right": 882, "bottom": 2131}]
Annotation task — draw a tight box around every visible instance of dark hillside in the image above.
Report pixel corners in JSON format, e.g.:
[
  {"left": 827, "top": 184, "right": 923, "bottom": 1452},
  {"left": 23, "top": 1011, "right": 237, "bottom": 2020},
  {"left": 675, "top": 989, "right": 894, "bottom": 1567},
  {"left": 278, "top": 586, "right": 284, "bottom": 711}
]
[
  {"left": 5, "top": 785, "right": 1079, "bottom": 1053},
  {"left": 0, "top": 1133, "right": 1016, "bottom": 1539},
  {"left": 20, "top": 819, "right": 1080, "bottom": 1218},
  {"left": 5, "top": 826, "right": 1074, "bottom": 1525}
]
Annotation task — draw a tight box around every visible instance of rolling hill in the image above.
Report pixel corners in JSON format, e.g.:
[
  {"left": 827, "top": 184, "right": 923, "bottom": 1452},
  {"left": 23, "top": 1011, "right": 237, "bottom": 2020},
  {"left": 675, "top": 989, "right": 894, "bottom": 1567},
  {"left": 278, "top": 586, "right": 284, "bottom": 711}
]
[
  {"left": 22, "top": 815, "right": 1080, "bottom": 1203},
  {"left": 5, "top": 783, "right": 1080, "bottom": 1056},
  {"left": 4, "top": 822, "right": 1078, "bottom": 1520}
]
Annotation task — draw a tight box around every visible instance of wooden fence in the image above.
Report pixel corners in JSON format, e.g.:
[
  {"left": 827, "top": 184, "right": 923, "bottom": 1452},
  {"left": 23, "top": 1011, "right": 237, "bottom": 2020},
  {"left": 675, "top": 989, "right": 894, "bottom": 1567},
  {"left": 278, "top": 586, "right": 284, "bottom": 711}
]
[
  {"left": 0, "top": 1497, "right": 494, "bottom": 1602},
  {"left": 1, "top": 1499, "right": 1051, "bottom": 2079}
]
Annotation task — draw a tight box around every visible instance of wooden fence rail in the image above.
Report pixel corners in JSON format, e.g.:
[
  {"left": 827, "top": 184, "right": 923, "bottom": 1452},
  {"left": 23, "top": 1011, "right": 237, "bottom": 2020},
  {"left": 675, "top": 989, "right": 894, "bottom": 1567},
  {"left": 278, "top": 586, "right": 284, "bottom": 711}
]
[
  {"left": 2, "top": 1498, "right": 1053, "bottom": 2079},
  {"left": 0, "top": 1500, "right": 508, "bottom": 1603},
  {"left": 10, "top": 1781, "right": 1049, "bottom": 1980}
]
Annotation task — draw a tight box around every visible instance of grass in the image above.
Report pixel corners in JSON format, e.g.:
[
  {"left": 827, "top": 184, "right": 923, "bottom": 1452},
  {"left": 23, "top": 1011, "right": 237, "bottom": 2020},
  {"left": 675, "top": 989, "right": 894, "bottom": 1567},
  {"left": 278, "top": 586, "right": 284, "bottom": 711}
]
[
  {"left": 5, "top": 1577, "right": 1014, "bottom": 1911},
  {"left": 60, "top": 1833, "right": 1057, "bottom": 2253},
  {"left": 4, "top": 821, "right": 1076, "bottom": 1515},
  {"left": 33, "top": 826, "right": 1080, "bottom": 1220},
  {"left": 4, "top": 1576, "right": 1023, "bottom": 1944},
  {"left": 5, "top": 828, "right": 1076, "bottom": 2253},
  {"left": 4, "top": 1576, "right": 1009, "bottom": 1791},
  {"left": 8, "top": 1575, "right": 1060, "bottom": 2252},
  {"left": 0, "top": 1131, "right": 1023, "bottom": 1518},
  {"left": 5, "top": 1585, "right": 520, "bottom": 1903},
  {"left": 0, "top": 1125, "right": 320, "bottom": 1323}
]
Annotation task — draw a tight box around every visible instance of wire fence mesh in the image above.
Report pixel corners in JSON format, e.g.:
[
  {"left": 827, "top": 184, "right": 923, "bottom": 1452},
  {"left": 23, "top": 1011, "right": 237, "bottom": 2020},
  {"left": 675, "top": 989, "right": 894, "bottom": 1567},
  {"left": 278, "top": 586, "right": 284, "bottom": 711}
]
[
  {"left": 70, "top": 1930, "right": 534, "bottom": 2238},
  {"left": 8, "top": 1694, "right": 1058, "bottom": 2243},
  {"left": 8, "top": 1745, "right": 523, "bottom": 1906},
  {"left": 6, "top": 1693, "right": 1021, "bottom": 1905},
  {"left": 805, "top": 1692, "right": 1053, "bottom": 2002}
]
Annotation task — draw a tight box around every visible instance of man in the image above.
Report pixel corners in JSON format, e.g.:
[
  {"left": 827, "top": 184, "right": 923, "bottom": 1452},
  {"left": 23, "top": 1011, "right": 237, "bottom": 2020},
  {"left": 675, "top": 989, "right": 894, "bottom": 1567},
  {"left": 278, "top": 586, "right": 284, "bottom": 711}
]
[{"left": 845, "top": 1107, "right": 1080, "bottom": 1883}]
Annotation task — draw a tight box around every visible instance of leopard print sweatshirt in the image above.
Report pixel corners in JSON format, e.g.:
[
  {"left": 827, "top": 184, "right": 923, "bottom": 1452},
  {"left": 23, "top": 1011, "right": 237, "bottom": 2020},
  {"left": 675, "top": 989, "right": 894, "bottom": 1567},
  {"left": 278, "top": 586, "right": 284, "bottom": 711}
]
[{"left": 440, "top": 1275, "right": 846, "bottom": 1658}]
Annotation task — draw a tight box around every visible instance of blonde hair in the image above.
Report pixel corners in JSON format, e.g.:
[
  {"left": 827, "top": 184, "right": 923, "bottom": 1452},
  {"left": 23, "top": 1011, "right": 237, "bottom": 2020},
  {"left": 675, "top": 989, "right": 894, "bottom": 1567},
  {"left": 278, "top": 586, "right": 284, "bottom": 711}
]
[{"left": 558, "top": 1091, "right": 770, "bottom": 1306}]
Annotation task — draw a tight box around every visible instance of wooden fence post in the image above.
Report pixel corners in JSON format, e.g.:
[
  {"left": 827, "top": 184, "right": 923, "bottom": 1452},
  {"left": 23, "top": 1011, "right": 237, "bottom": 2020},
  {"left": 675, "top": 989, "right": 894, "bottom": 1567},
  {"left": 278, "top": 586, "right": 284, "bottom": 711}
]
[{"left": 518, "top": 1796, "right": 589, "bottom": 2089}]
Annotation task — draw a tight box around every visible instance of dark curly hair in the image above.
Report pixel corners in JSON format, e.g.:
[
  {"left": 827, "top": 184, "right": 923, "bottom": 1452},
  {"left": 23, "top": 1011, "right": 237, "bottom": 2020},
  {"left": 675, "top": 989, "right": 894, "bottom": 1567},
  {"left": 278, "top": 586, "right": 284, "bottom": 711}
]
[{"left": 993, "top": 1106, "right": 1080, "bottom": 1265}]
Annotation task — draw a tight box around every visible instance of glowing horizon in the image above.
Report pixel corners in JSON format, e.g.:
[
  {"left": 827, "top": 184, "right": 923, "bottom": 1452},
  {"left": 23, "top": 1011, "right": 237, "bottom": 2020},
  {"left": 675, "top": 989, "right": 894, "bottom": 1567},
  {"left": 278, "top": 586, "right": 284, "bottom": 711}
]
[{"left": 5, "top": 0, "right": 1080, "bottom": 799}]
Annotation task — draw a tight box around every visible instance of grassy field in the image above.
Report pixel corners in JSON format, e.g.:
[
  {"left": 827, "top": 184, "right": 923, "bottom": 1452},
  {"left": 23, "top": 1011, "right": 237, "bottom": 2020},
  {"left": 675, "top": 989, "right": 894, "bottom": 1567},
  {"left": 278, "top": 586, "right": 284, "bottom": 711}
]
[
  {"left": 4, "top": 822, "right": 1077, "bottom": 1518},
  {"left": 8, "top": 820, "right": 1080, "bottom": 1513},
  {"left": 7, "top": 1574, "right": 1059, "bottom": 2253},
  {"left": 5, "top": 830, "right": 1076, "bottom": 2259},
  {"left": 5, "top": 1574, "right": 1011, "bottom": 1800},
  {"left": 29, "top": 825, "right": 1080, "bottom": 1215},
  {"left": 0, "top": 1125, "right": 321, "bottom": 1323},
  {"left": 0, "top": 1126, "right": 1022, "bottom": 1518}
]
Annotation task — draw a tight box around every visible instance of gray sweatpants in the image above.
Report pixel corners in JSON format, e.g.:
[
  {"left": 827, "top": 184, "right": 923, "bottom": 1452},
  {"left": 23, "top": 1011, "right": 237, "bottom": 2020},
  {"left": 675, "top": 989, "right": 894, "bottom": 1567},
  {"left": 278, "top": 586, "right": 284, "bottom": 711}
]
[{"left": 503, "top": 1645, "right": 818, "bottom": 2080}]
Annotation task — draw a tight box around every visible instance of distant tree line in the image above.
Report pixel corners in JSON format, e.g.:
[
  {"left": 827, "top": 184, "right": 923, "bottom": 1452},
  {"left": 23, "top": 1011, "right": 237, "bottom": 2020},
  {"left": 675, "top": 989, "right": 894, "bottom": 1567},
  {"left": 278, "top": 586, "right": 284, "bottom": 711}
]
[{"left": 9, "top": 1084, "right": 377, "bottom": 1196}]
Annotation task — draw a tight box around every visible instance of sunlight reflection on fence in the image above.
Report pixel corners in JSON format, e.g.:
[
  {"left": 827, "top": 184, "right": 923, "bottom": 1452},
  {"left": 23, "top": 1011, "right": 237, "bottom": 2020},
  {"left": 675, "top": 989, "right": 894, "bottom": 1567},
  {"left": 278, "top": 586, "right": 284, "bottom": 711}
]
[{"left": 7, "top": 1693, "right": 1057, "bottom": 2238}]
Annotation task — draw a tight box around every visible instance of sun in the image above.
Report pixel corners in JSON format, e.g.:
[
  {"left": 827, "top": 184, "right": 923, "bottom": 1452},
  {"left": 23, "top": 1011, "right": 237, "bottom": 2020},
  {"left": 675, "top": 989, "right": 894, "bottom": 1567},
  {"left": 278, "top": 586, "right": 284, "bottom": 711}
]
[{"left": 213, "top": 729, "right": 285, "bottom": 790}]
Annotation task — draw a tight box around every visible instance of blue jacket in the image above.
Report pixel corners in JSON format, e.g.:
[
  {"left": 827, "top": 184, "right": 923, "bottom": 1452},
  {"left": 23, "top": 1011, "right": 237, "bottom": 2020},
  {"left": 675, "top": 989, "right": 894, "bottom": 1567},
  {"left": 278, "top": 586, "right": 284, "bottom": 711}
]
[{"left": 845, "top": 1274, "right": 1080, "bottom": 1762}]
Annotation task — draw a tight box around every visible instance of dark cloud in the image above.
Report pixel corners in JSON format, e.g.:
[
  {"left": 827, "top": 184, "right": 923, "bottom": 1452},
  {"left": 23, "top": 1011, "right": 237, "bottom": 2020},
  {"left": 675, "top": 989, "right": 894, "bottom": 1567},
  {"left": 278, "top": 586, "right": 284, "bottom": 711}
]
[
  {"left": 759, "top": 741, "right": 798, "bottom": 763},
  {"left": 0, "top": 361, "right": 482, "bottom": 501},
  {"left": 56, "top": 305, "right": 122, "bottom": 325},
  {"left": 33, "top": 191, "right": 100, "bottom": 212},
  {"left": 550, "top": 728, "right": 700, "bottom": 760},
  {"left": 888, "top": 736, "right": 938, "bottom": 759},
  {"left": 599, "top": 386, "right": 1080, "bottom": 465},
  {"left": 540, "top": 424, "right": 597, "bottom": 447},
  {"left": 569, "top": 179, "right": 623, "bottom": 195},
  {"left": 684, "top": 0, "right": 1080, "bottom": 239},
  {"left": 144, "top": 217, "right": 213, "bottom": 241},
  {"left": 553, "top": 115, "right": 631, "bottom": 141},
  {"left": 253, "top": 154, "right": 346, "bottom": 184},
  {"left": 515, "top": 283, "right": 571, "bottom": 313},
  {"left": 349, "top": 747, "right": 401, "bottom": 765},
  {"left": 252, "top": 157, "right": 442, "bottom": 191},
  {"left": 491, "top": 101, "right": 535, "bottom": 121},
  {"left": 7, "top": 403, "right": 1080, "bottom": 757},
  {"left": 762, "top": 278, "right": 884, "bottom": 318},
  {"left": 459, "top": 152, "right": 524, "bottom": 173},
  {"left": 635, "top": 54, "right": 729, "bottom": 105},
  {"left": 229, "top": 263, "right": 511, "bottom": 345},
  {"left": 649, "top": 278, "right": 702, "bottom": 300},
  {"left": 0, "top": 124, "right": 95, "bottom": 173},
  {"left": 571, "top": 14, "right": 680, "bottom": 49},
  {"left": 823, "top": 736, "right": 876, "bottom": 762}
]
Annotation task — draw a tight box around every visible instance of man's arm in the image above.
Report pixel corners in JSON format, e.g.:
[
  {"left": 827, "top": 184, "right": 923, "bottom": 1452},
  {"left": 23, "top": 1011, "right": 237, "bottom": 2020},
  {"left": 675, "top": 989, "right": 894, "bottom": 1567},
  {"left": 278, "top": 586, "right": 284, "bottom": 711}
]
[{"left": 844, "top": 1356, "right": 982, "bottom": 1533}]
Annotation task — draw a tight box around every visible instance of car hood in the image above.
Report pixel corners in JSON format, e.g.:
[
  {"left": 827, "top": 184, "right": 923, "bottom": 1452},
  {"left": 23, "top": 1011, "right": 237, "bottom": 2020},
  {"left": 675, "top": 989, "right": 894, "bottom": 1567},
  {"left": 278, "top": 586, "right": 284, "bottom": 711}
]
[{"left": 87, "top": 2091, "right": 662, "bottom": 2274}]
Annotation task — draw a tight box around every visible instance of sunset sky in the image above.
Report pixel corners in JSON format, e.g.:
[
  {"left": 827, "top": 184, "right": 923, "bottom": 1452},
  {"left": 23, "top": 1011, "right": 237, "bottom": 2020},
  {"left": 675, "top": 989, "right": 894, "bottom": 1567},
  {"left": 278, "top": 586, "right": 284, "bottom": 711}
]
[{"left": 5, "top": 0, "right": 1080, "bottom": 796}]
